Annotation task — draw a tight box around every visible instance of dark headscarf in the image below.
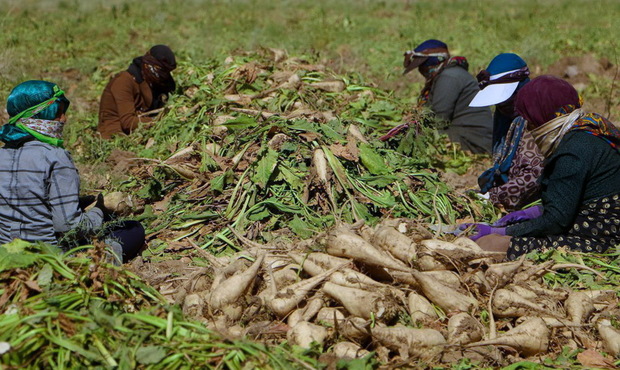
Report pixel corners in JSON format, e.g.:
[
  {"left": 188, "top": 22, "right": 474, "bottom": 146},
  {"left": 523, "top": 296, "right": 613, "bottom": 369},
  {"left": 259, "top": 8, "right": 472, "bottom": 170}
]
[
  {"left": 515, "top": 75, "right": 580, "bottom": 128},
  {"left": 127, "top": 45, "right": 177, "bottom": 109},
  {"left": 403, "top": 39, "right": 450, "bottom": 75}
]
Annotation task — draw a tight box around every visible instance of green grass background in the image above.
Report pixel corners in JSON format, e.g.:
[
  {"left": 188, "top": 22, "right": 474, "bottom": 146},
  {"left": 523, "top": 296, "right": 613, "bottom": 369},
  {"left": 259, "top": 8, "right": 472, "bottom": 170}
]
[{"left": 1, "top": 0, "right": 619, "bottom": 106}]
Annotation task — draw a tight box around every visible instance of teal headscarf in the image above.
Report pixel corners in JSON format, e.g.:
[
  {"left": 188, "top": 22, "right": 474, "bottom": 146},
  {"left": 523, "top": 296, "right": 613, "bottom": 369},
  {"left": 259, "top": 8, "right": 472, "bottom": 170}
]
[{"left": 0, "top": 80, "right": 70, "bottom": 145}]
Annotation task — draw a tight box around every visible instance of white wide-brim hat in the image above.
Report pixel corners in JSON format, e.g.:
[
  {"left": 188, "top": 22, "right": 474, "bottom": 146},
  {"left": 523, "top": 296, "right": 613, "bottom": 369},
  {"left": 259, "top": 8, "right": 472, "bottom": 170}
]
[{"left": 469, "top": 69, "right": 521, "bottom": 107}]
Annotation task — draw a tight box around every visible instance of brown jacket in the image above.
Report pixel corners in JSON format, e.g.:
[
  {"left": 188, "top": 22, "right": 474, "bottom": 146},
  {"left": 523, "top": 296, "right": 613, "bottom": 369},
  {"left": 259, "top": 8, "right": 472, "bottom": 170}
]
[{"left": 98, "top": 71, "right": 153, "bottom": 139}]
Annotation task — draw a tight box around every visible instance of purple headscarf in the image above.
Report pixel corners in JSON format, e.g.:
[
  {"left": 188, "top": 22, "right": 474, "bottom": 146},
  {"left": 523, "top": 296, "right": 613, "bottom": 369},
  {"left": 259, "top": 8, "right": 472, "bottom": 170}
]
[{"left": 514, "top": 75, "right": 580, "bottom": 128}]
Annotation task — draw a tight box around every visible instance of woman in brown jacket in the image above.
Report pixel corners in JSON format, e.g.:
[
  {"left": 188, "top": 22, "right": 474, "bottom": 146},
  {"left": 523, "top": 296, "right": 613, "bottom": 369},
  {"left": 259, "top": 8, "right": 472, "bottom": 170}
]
[{"left": 98, "top": 45, "right": 176, "bottom": 139}]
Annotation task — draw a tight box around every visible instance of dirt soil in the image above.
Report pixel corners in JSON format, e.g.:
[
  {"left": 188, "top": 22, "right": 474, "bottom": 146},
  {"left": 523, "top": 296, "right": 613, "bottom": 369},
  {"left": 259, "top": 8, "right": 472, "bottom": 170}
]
[
  {"left": 545, "top": 54, "right": 619, "bottom": 122},
  {"left": 128, "top": 255, "right": 214, "bottom": 305},
  {"left": 439, "top": 156, "right": 493, "bottom": 195}
]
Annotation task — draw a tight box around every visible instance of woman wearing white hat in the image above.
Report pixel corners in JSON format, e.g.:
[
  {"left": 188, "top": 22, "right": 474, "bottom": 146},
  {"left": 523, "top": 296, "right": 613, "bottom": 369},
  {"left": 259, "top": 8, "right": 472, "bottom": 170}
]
[{"left": 470, "top": 53, "right": 544, "bottom": 212}]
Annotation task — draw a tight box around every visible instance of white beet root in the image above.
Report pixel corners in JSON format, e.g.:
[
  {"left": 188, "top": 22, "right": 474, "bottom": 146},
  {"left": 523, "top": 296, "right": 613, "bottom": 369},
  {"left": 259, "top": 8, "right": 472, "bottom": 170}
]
[
  {"left": 452, "top": 237, "right": 483, "bottom": 251},
  {"left": 464, "top": 270, "right": 491, "bottom": 295},
  {"left": 370, "top": 325, "right": 446, "bottom": 360},
  {"left": 506, "top": 284, "right": 542, "bottom": 301},
  {"left": 332, "top": 341, "right": 370, "bottom": 359},
  {"left": 466, "top": 317, "right": 549, "bottom": 356},
  {"left": 301, "top": 296, "right": 326, "bottom": 322},
  {"left": 289, "top": 253, "right": 327, "bottom": 276},
  {"left": 448, "top": 313, "right": 484, "bottom": 345},
  {"left": 287, "top": 322, "right": 328, "bottom": 349},
  {"left": 208, "top": 253, "right": 265, "bottom": 310},
  {"left": 485, "top": 259, "right": 524, "bottom": 288},
  {"left": 516, "top": 316, "right": 575, "bottom": 328},
  {"left": 523, "top": 283, "right": 569, "bottom": 301},
  {"left": 329, "top": 269, "right": 391, "bottom": 290},
  {"left": 415, "top": 255, "right": 450, "bottom": 271},
  {"left": 210, "top": 258, "right": 248, "bottom": 291},
  {"left": 420, "top": 239, "right": 499, "bottom": 261},
  {"left": 565, "top": 291, "right": 594, "bottom": 325},
  {"left": 271, "top": 264, "right": 301, "bottom": 289},
  {"left": 315, "top": 307, "right": 346, "bottom": 327},
  {"left": 287, "top": 308, "right": 305, "bottom": 328},
  {"left": 386, "top": 269, "right": 461, "bottom": 291},
  {"left": 340, "top": 317, "right": 370, "bottom": 341},
  {"left": 287, "top": 295, "right": 325, "bottom": 327},
  {"left": 407, "top": 292, "right": 438, "bottom": 322},
  {"left": 566, "top": 290, "right": 616, "bottom": 324},
  {"left": 289, "top": 252, "right": 350, "bottom": 276},
  {"left": 269, "top": 263, "right": 345, "bottom": 317},
  {"left": 323, "top": 281, "right": 394, "bottom": 320},
  {"left": 492, "top": 288, "right": 551, "bottom": 318},
  {"left": 170, "top": 217, "right": 619, "bottom": 364},
  {"left": 370, "top": 226, "right": 418, "bottom": 264},
  {"left": 597, "top": 319, "right": 620, "bottom": 356},
  {"left": 411, "top": 270, "right": 477, "bottom": 313},
  {"left": 325, "top": 227, "right": 410, "bottom": 272}
]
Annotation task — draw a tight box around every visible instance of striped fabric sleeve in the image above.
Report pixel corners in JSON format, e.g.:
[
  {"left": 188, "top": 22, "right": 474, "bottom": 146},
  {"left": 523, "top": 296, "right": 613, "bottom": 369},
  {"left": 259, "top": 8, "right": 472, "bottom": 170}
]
[{"left": 49, "top": 150, "right": 103, "bottom": 233}]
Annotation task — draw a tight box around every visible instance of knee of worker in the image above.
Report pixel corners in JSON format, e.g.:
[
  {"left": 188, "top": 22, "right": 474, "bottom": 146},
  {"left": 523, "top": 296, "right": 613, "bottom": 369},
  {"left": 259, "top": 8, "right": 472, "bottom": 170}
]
[
  {"left": 104, "top": 240, "right": 124, "bottom": 266},
  {"left": 476, "top": 234, "right": 511, "bottom": 253},
  {"left": 106, "top": 220, "right": 146, "bottom": 264}
]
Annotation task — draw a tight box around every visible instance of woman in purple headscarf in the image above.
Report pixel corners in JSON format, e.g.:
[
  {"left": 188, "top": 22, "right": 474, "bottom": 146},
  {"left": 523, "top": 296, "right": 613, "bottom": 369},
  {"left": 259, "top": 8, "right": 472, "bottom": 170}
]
[
  {"left": 403, "top": 39, "right": 493, "bottom": 153},
  {"left": 467, "top": 75, "right": 620, "bottom": 259}
]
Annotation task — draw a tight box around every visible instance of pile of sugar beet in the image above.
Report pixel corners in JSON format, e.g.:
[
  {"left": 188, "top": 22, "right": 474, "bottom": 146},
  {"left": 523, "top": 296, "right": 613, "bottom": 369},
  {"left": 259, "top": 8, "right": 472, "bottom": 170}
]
[{"left": 137, "top": 220, "right": 620, "bottom": 366}]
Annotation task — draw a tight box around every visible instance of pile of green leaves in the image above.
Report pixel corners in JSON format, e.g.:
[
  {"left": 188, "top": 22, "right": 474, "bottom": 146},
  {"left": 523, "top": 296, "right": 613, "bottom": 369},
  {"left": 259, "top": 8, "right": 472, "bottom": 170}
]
[
  {"left": 68, "top": 50, "right": 494, "bottom": 253},
  {"left": 530, "top": 247, "right": 620, "bottom": 290},
  {"left": 0, "top": 240, "right": 340, "bottom": 369}
]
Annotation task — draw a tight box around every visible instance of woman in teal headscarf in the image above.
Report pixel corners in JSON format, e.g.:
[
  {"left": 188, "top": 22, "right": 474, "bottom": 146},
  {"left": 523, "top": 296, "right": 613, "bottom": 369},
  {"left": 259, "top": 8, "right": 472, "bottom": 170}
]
[
  {"left": 0, "top": 80, "right": 144, "bottom": 263},
  {"left": 0, "top": 80, "right": 70, "bottom": 146}
]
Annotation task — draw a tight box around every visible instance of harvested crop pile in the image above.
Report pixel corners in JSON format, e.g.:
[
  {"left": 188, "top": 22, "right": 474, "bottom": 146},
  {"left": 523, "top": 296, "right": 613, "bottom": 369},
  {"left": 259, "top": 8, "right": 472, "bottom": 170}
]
[
  {"left": 2, "top": 226, "right": 618, "bottom": 368},
  {"left": 75, "top": 48, "right": 492, "bottom": 255},
  {"left": 25, "top": 49, "right": 615, "bottom": 367},
  {"left": 0, "top": 240, "right": 326, "bottom": 368},
  {"left": 126, "top": 220, "right": 620, "bottom": 367}
]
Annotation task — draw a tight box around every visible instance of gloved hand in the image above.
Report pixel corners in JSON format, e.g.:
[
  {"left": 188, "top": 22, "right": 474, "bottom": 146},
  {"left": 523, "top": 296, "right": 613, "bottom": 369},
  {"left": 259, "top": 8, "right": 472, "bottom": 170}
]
[
  {"left": 459, "top": 223, "right": 506, "bottom": 241},
  {"left": 94, "top": 194, "right": 112, "bottom": 222},
  {"left": 78, "top": 195, "right": 96, "bottom": 211},
  {"left": 493, "top": 205, "right": 542, "bottom": 227}
]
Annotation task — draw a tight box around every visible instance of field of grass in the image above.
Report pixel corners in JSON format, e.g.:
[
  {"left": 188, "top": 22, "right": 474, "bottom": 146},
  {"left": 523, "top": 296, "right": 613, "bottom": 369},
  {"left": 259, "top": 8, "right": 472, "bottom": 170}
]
[
  {"left": 1, "top": 0, "right": 620, "bottom": 107},
  {"left": 1, "top": 0, "right": 620, "bottom": 368}
]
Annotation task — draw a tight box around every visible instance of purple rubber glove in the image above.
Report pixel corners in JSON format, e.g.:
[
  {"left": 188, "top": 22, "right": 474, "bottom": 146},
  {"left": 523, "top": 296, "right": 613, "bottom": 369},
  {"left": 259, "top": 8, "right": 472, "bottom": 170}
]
[
  {"left": 493, "top": 205, "right": 543, "bottom": 227},
  {"left": 459, "top": 223, "right": 506, "bottom": 241}
]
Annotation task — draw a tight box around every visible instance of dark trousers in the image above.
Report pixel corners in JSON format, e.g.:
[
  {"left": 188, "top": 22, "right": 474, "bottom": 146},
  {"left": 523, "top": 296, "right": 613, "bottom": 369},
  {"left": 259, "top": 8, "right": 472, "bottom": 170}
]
[{"left": 107, "top": 220, "right": 146, "bottom": 263}]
